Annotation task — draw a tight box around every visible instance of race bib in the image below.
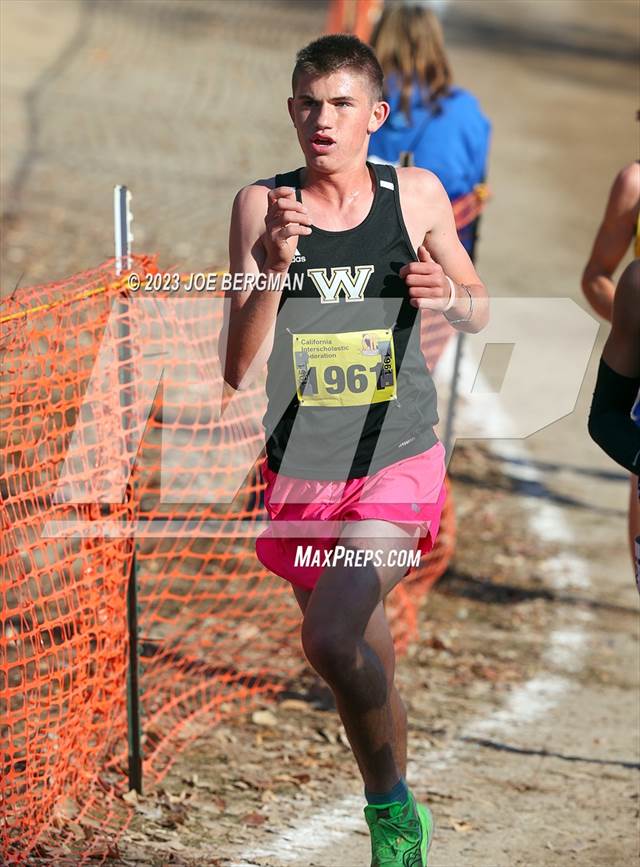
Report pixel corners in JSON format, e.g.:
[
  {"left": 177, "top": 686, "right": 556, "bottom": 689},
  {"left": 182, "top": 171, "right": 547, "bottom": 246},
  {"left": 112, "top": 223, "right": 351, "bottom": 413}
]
[{"left": 292, "top": 329, "right": 396, "bottom": 407}]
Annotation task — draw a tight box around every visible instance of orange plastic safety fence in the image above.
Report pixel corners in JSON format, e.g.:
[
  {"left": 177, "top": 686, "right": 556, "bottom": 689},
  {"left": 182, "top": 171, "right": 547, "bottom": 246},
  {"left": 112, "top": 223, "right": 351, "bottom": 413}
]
[{"left": 0, "top": 257, "right": 455, "bottom": 863}]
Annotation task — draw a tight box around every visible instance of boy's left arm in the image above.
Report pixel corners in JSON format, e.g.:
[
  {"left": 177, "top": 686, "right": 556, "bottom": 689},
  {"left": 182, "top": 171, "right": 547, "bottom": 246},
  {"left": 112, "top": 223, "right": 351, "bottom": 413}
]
[{"left": 400, "top": 171, "right": 489, "bottom": 333}]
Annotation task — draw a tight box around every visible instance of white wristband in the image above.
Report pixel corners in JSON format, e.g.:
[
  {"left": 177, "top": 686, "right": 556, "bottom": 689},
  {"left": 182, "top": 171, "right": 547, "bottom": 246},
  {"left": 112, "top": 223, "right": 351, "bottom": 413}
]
[{"left": 442, "top": 276, "right": 456, "bottom": 312}]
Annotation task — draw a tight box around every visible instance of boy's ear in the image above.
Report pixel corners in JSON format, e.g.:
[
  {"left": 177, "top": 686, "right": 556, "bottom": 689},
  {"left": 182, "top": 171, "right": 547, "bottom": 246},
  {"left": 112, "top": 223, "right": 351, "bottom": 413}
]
[{"left": 367, "top": 101, "right": 389, "bottom": 134}]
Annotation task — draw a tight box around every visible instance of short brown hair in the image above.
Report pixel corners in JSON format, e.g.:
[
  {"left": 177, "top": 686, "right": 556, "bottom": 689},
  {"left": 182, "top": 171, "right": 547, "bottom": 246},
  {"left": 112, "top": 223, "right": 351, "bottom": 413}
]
[{"left": 292, "top": 34, "right": 384, "bottom": 105}]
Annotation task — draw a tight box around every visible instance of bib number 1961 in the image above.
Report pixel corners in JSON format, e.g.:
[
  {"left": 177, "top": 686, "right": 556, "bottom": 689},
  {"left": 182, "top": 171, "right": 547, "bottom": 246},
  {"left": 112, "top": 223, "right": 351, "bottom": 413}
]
[{"left": 292, "top": 329, "right": 397, "bottom": 407}]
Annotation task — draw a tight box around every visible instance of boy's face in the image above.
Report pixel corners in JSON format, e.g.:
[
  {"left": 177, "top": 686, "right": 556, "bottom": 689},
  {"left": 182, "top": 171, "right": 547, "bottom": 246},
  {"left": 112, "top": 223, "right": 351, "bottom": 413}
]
[{"left": 288, "top": 69, "right": 388, "bottom": 169}]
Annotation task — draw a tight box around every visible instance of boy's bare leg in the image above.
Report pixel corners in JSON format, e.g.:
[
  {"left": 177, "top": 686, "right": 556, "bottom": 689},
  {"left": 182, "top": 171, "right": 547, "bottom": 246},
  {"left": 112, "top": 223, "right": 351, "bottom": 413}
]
[
  {"left": 291, "top": 520, "right": 419, "bottom": 792},
  {"left": 293, "top": 586, "right": 408, "bottom": 780}
]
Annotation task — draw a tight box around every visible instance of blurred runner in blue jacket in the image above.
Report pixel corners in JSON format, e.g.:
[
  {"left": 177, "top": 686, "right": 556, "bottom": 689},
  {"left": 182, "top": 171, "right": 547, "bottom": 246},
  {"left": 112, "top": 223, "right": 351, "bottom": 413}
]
[{"left": 368, "top": 3, "right": 491, "bottom": 257}]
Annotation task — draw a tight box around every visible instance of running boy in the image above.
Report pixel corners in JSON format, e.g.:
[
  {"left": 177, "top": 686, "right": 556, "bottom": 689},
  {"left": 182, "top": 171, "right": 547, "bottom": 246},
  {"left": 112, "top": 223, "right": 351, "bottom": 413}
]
[{"left": 222, "top": 34, "right": 489, "bottom": 866}]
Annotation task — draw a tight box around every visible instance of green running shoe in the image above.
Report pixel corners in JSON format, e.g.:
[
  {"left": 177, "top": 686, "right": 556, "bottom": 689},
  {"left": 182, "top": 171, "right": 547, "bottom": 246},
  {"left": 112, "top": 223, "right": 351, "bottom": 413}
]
[{"left": 364, "top": 790, "right": 435, "bottom": 866}]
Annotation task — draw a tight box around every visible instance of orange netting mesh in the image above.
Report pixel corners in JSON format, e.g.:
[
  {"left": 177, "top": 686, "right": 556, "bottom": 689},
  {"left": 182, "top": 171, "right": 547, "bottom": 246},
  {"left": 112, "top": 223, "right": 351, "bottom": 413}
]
[{"left": 0, "top": 256, "right": 456, "bottom": 863}]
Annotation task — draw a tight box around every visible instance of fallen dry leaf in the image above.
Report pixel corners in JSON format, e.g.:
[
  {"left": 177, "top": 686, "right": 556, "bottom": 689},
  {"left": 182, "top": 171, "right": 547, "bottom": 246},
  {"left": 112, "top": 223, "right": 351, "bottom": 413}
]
[
  {"left": 51, "top": 796, "right": 80, "bottom": 821},
  {"left": 244, "top": 811, "right": 268, "bottom": 826},
  {"left": 165, "top": 789, "right": 191, "bottom": 804},
  {"left": 185, "top": 772, "right": 217, "bottom": 792},
  {"left": 252, "top": 709, "right": 278, "bottom": 727},
  {"left": 317, "top": 727, "right": 337, "bottom": 744},
  {"left": 451, "top": 819, "right": 475, "bottom": 833},
  {"left": 337, "top": 729, "right": 351, "bottom": 749},
  {"left": 66, "top": 821, "right": 86, "bottom": 841},
  {"left": 426, "top": 634, "right": 452, "bottom": 651},
  {"left": 294, "top": 773, "right": 311, "bottom": 784},
  {"left": 278, "top": 699, "right": 311, "bottom": 712}
]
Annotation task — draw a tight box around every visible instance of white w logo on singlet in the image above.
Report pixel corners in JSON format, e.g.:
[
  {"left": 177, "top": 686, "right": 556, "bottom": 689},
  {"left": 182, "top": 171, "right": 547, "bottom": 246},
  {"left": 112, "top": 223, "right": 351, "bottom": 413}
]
[{"left": 306, "top": 265, "right": 375, "bottom": 303}]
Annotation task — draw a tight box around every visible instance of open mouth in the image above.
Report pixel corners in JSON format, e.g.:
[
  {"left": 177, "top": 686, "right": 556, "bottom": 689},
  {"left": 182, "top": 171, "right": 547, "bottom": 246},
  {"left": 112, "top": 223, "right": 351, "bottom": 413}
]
[{"left": 310, "top": 134, "right": 335, "bottom": 152}]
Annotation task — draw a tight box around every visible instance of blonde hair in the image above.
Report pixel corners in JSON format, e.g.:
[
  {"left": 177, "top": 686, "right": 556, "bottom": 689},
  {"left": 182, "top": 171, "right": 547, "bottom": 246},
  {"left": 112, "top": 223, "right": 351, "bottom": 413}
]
[{"left": 370, "top": 4, "right": 453, "bottom": 119}]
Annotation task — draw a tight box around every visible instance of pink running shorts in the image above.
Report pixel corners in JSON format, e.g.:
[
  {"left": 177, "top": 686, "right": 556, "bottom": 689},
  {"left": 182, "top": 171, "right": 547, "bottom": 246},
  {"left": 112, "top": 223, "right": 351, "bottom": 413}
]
[{"left": 255, "top": 440, "right": 447, "bottom": 591}]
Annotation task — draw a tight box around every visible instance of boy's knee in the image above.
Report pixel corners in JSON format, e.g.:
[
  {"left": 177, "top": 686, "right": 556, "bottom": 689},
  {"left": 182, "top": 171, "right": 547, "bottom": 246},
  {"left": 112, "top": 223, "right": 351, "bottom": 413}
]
[{"left": 301, "top": 621, "right": 356, "bottom": 678}]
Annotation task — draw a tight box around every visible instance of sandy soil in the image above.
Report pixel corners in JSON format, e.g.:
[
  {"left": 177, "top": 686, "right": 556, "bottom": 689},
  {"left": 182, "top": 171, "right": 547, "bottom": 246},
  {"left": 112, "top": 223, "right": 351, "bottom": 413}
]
[
  {"left": 2, "top": 1, "right": 638, "bottom": 865},
  {"left": 88, "top": 443, "right": 639, "bottom": 867}
]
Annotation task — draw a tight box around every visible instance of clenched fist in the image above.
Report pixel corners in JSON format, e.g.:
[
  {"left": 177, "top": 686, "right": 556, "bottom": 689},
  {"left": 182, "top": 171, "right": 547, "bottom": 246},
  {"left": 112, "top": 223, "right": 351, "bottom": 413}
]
[
  {"left": 262, "top": 186, "right": 313, "bottom": 273},
  {"left": 399, "top": 245, "right": 454, "bottom": 311}
]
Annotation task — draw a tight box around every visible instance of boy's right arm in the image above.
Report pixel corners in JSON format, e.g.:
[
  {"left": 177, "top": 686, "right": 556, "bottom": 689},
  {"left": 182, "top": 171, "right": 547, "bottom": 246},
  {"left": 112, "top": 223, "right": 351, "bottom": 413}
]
[{"left": 219, "top": 183, "right": 311, "bottom": 390}]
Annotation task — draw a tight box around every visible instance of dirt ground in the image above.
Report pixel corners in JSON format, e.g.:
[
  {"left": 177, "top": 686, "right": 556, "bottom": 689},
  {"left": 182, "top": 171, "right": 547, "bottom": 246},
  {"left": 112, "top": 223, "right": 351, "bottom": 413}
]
[
  {"left": 2, "top": 1, "right": 638, "bottom": 865},
  {"left": 93, "top": 442, "right": 639, "bottom": 867}
]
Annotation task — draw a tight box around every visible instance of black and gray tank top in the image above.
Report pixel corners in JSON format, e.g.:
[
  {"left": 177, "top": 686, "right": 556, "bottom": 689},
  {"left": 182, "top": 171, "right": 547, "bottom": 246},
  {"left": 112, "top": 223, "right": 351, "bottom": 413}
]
[{"left": 263, "top": 161, "right": 440, "bottom": 481}]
